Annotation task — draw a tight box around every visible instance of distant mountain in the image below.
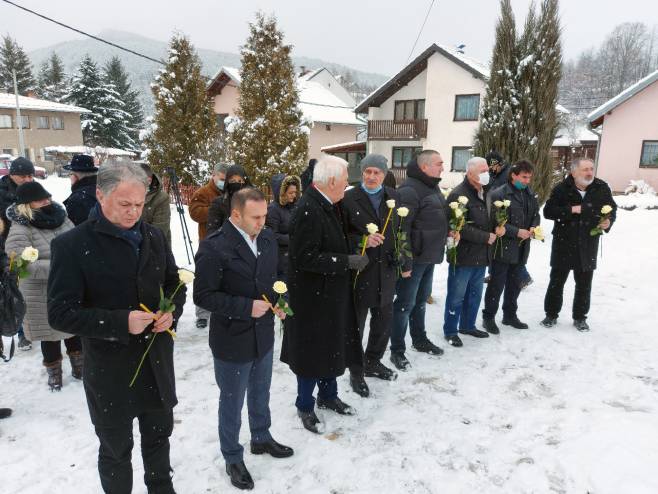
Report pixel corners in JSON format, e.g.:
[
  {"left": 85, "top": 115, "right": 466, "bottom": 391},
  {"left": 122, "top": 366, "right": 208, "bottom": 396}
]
[{"left": 29, "top": 30, "right": 389, "bottom": 116}]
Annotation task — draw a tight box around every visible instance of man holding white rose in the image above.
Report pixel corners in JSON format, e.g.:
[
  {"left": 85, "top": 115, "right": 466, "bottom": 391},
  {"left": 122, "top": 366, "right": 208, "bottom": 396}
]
[{"left": 194, "top": 187, "right": 293, "bottom": 491}]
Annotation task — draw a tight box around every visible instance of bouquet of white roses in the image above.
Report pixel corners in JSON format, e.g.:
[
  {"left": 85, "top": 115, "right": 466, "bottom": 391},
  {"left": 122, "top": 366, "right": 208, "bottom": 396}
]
[
  {"left": 492, "top": 199, "right": 511, "bottom": 257},
  {"left": 447, "top": 196, "right": 468, "bottom": 266},
  {"left": 9, "top": 246, "right": 39, "bottom": 280},
  {"left": 394, "top": 207, "right": 412, "bottom": 276}
]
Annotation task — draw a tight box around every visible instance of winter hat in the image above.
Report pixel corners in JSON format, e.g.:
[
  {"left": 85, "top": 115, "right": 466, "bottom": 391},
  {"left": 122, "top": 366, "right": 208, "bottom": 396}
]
[
  {"left": 9, "top": 157, "right": 35, "bottom": 176},
  {"left": 64, "top": 154, "right": 98, "bottom": 172},
  {"left": 485, "top": 151, "right": 504, "bottom": 167},
  {"left": 226, "top": 164, "right": 248, "bottom": 183},
  {"left": 360, "top": 154, "right": 388, "bottom": 174},
  {"left": 15, "top": 181, "right": 51, "bottom": 205}
]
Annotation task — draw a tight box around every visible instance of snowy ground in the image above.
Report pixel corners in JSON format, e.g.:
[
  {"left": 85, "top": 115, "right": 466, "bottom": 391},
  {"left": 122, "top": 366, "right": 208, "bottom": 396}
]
[{"left": 2, "top": 176, "right": 657, "bottom": 493}]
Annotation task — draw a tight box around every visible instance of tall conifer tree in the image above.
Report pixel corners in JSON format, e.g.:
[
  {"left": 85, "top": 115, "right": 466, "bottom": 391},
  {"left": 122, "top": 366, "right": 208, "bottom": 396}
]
[
  {"left": 0, "top": 35, "right": 36, "bottom": 94},
  {"left": 104, "top": 56, "right": 144, "bottom": 145}
]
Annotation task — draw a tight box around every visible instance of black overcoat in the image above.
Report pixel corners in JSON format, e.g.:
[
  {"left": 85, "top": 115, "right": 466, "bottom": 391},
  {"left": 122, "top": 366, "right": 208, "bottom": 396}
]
[
  {"left": 194, "top": 221, "right": 278, "bottom": 363},
  {"left": 63, "top": 175, "right": 98, "bottom": 226},
  {"left": 280, "top": 187, "right": 361, "bottom": 378},
  {"left": 544, "top": 175, "right": 616, "bottom": 271},
  {"left": 47, "top": 211, "right": 185, "bottom": 426}
]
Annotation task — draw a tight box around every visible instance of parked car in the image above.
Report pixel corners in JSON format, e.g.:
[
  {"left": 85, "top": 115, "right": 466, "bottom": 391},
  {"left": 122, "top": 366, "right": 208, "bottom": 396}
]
[{"left": 0, "top": 154, "right": 47, "bottom": 179}]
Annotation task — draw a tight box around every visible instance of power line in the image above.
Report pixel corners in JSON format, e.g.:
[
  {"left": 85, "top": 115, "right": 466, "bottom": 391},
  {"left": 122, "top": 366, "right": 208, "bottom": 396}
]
[
  {"left": 406, "top": 0, "right": 436, "bottom": 63},
  {"left": 1, "top": 0, "right": 165, "bottom": 65}
]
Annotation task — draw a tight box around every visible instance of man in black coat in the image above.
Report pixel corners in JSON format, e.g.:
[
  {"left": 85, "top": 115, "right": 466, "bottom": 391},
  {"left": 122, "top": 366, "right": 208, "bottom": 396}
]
[
  {"left": 280, "top": 155, "right": 367, "bottom": 434},
  {"left": 485, "top": 150, "right": 511, "bottom": 193},
  {"left": 482, "top": 160, "right": 540, "bottom": 334},
  {"left": 542, "top": 158, "right": 616, "bottom": 332},
  {"left": 265, "top": 173, "right": 301, "bottom": 280},
  {"left": 62, "top": 154, "right": 99, "bottom": 226},
  {"left": 342, "top": 154, "right": 399, "bottom": 397},
  {"left": 390, "top": 150, "right": 449, "bottom": 370},
  {"left": 194, "top": 188, "right": 293, "bottom": 490},
  {"left": 48, "top": 162, "right": 185, "bottom": 494},
  {"left": 443, "top": 157, "right": 498, "bottom": 347}
]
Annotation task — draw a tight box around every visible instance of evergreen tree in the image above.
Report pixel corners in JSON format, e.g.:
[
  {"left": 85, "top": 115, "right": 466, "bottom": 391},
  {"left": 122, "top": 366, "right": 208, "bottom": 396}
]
[
  {"left": 0, "top": 35, "right": 36, "bottom": 94},
  {"left": 143, "top": 34, "right": 218, "bottom": 185},
  {"left": 37, "top": 52, "right": 67, "bottom": 101},
  {"left": 64, "top": 55, "right": 134, "bottom": 149},
  {"left": 226, "top": 13, "right": 309, "bottom": 188},
  {"left": 104, "top": 56, "right": 144, "bottom": 145}
]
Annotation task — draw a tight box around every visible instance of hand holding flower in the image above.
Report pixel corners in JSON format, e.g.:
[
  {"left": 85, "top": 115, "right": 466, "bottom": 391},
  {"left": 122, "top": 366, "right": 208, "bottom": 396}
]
[{"left": 153, "top": 311, "right": 174, "bottom": 332}]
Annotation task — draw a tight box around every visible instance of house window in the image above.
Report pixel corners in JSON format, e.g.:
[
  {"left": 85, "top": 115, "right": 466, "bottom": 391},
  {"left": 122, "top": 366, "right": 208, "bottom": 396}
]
[
  {"left": 325, "top": 124, "right": 332, "bottom": 131},
  {"left": 392, "top": 146, "right": 423, "bottom": 168},
  {"left": 454, "top": 95, "right": 480, "bottom": 121},
  {"left": 52, "top": 117, "right": 64, "bottom": 130},
  {"left": 37, "top": 116, "right": 49, "bottom": 129},
  {"left": 216, "top": 113, "right": 228, "bottom": 132},
  {"left": 640, "top": 141, "right": 658, "bottom": 167},
  {"left": 18, "top": 115, "right": 29, "bottom": 129},
  {"left": 0, "top": 115, "right": 11, "bottom": 128},
  {"left": 394, "top": 100, "right": 425, "bottom": 121},
  {"left": 451, "top": 147, "right": 473, "bottom": 172}
]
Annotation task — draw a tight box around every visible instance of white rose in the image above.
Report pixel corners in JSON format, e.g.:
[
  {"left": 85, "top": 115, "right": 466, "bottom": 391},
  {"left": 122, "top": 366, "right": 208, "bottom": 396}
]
[
  {"left": 503, "top": 199, "right": 511, "bottom": 207},
  {"left": 21, "top": 246, "right": 39, "bottom": 262},
  {"left": 458, "top": 196, "right": 468, "bottom": 205},
  {"left": 449, "top": 202, "right": 459, "bottom": 210},
  {"left": 454, "top": 209, "right": 463, "bottom": 218},
  {"left": 386, "top": 199, "right": 396, "bottom": 208},
  {"left": 397, "top": 207, "right": 409, "bottom": 217},
  {"left": 532, "top": 226, "right": 544, "bottom": 241},
  {"left": 493, "top": 200, "right": 503, "bottom": 208},
  {"left": 273, "top": 281, "right": 288, "bottom": 294},
  {"left": 366, "top": 223, "right": 379, "bottom": 234},
  {"left": 601, "top": 205, "right": 613, "bottom": 215},
  {"left": 178, "top": 269, "right": 195, "bottom": 284}
]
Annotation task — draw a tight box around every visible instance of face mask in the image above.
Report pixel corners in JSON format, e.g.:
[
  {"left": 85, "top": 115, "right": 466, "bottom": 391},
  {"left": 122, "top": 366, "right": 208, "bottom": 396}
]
[
  {"left": 513, "top": 180, "right": 527, "bottom": 190},
  {"left": 226, "top": 181, "right": 245, "bottom": 194},
  {"left": 361, "top": 183, "right": 383, "bottom": 195},
  {"left": 215, "top": 179, "right": 225, "bottom": 191},
  {"left": 478, "top": 172, "right": 490, "bottom": 186},
  {"left": 39, "top": 204, "right": 56, "bottom": 215}
]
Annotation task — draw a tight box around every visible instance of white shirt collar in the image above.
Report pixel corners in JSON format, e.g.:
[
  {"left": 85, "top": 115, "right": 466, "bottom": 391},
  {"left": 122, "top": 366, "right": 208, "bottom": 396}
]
[
  {"left": 314, "top": 185, "right": 334, "bottom": 206},
  {"left": 229, "top": 219, "right": 258, "bottom": 257}
]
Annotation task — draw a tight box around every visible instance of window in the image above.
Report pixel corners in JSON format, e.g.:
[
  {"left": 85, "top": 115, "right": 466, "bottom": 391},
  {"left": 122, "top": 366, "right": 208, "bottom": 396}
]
[
  {"left": 18, "top": 115, "right": 29, "bottom": 129},
  {"left": 392, "top": 146, "right": 423, "bottom": 168},
  {"left": 52, "top": 117, "right": 64, "bottom": 130},
  {"left": 640, "top": 141, "right": 658, "bottom": 167},
  {"left": 451, "top": 147, "right": 473, "bottom": 172},
  {"left": 0, "top": 114, "right": 11, "bottom": 128},
  {"left": 394, "top": 100, "right": 425, "bottom": 121},
  {"left": 454, "top": 94, "right": 480, "bottom": 121},
  {"left": 37, "top": 116, "right": 49, "bottom": 129},
  {"left": 325, "top": 124, "right": 332, "bottom": 131},
  {"left": 2, "top": 148, "right": 13, "bottom": 155}
]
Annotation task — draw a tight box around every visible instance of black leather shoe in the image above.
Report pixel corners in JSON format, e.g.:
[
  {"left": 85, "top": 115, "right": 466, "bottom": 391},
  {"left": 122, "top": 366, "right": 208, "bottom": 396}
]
[
  {"left": 445, "top": 335, "right": 463, "bottom": 347},
  {"left": 364, "top": 360, "right": 398, "bottom": 381},
  {"left": 196, "top": 318, "right": 208, "bottom": 329},
  {"left": 250, "top": 439, "right": 294, "bottom": 458},
  {"left": 412, "top": 338, "right": 444, "bottom": 355},
  {"left": 316, "top": 397, "right": 355, "bottom": 415},
  {"left": 458, "top": 329, "right": 490, "bottom": 338},
  {"left": 389, "top": 352, "right": 410, "bottom": 371},
  {"left": 573, "top": 319, "right": 590, "bottom": 332},
  {"left": 297, "top": 409, "right": 323, "bottom": 434},
  {"left": 225, "top": 461, "right": 254, "bottom": 490},
  {"left": 482, "top": 318, "right": 500, "bottom": 335},
  {"left": 349, "top": 372, "right": 370, "bottom": 397},
  {"left": 540, "top": 316, "right": 558, "bottom": 328},
  {"left": 0, "top": 408, "right": 12, "bottom": 419},
  {"left": 502, "top": 317, "right": 529, "bottom": 329}
]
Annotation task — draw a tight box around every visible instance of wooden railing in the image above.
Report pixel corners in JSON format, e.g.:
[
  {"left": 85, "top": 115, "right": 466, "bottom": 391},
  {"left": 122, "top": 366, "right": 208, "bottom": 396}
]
[{"left": 368, "top": 119, "right": 428, "bottom": 140}]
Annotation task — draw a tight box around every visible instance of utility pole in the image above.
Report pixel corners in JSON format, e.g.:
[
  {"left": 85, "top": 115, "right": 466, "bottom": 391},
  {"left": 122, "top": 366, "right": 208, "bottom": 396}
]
[{"left": 12, "top": 69, "right": 26, "bottom": 158}]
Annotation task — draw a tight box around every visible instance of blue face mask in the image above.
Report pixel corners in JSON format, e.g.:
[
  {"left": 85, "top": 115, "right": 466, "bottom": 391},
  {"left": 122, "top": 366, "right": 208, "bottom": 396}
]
[
  {"left": 361, "top": 183, "right": 383, "bottom": 195},
  {"left": 215, "top": 179, "right": 225, "bottom": 191},
  {"left": 513, "top": 180, "right": 527, "bottom": 190}
]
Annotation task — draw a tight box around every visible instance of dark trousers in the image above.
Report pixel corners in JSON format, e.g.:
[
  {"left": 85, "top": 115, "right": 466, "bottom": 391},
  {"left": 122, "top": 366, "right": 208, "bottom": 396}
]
[
  {"left": 213, "top": 349, "right": 273, "bottom": 464},
  {"left": 544, "top": 267, "right": 594, "bottom": 320},
  {"left": 94, "top": 408, "right": 174, "bottom": 494},
  {"left": 41, "top": 336, "right": 82, "bottom": 364},
  {"left": 350, "top": 302, "right": 392, "bottom": 374},
  {"left": 443, "top": 265, "right": 486, "bottom": 336},
  {"left": 295, "top": 376, "right": 338, "bottom": 413},
  {"left": 482, "top": 261, "right": 525, "bottom": 320},
  {"left": 391, "top": 262, "right": 435, "bottom": 353}
]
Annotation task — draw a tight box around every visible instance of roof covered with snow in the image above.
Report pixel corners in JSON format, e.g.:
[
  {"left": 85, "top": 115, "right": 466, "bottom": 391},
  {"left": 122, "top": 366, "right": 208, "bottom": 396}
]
[
  {"left": 320, "top": 140, "right": 366, "bottom": 152},
  {"left": 587, "top": 68, "right": 658, "bottom": 127},
  {"left": 44, "top": 145, "right": 136, "bottom": 157},
  {"left": 553, "top": 126, "right": 599, "bottom": 147},
  {"left": 0, "top": 93, "right": 89, "bottom": 114},
  {"left": 355, "top": 43, "right": 490, "bottom": 113}
]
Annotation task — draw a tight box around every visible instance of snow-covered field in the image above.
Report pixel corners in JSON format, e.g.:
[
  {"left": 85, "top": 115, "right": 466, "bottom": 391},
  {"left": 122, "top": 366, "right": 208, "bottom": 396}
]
[{"left": 2, "top": 176, "right": 657, "bottom": 493}]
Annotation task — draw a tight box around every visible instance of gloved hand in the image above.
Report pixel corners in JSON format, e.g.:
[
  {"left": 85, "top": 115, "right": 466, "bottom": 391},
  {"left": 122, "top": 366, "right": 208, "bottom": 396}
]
[{"left": 347, "top": 254, "right": 369, "bottom": 271}]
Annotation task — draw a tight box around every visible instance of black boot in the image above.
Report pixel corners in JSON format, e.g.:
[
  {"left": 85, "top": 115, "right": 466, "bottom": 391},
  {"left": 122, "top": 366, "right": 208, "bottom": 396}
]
[
  {"left": 412, "top": 338, "right": 444, "bottom": 355},
  {"left": 458, "top": 329, "right": 490, "bottom": 338},
  {"left": 68, "top": 351, "right": 84, "bottom": 380},
  {"left": 502, "top": 316, "right": 529, "bottom": 329},
  {"left": 389, "top": 352, "right": 410, "bottom": 371},
  {"left": 297, "top": 409, "right": 323, "bottom": 434},
  {"left": 316, "top": 397, "right": 355, "bottom": 415},
  {"left": 364, "top": 359, "right": 398, "bottom": 381},
  {"left": 573, "top": 319, "right": 590, "bottom": 332},
  {"left": 349, "top": 372, "right": 370, "bottom": 397},
  {"left": 250, "top": 439, "right": 294, "bottom": 458},
  {"left": 196, "top": 318, "right": 208, "bottom": 329},
  {"left": 540, "top": 316, "right": 558, "bottom": 328},
  {"left": 44, "top": 358, "right": 63, "bottom": 391},
  {"left": 225, "top": 461, "right": 254, "bottom": 490},
  {"left": 0, "top": 408, "right": 12, "bottom": 419},
  {"left": 445, "top": 335, "right": 463, "bottom": 347},
  {"left": 482, "top": 318, "right": 500, "bottom": 335}
]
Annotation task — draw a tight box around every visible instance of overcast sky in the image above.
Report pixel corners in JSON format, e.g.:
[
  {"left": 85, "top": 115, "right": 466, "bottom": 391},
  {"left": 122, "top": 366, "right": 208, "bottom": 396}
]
[{"left": 2, "top": 0, "right": 655, "bottom": 75}]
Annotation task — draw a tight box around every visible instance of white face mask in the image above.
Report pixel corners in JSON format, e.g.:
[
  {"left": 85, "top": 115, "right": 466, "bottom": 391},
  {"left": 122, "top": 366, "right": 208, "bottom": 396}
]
[{"left": 478, "top": 171, "right": 490, "bottom": 186}]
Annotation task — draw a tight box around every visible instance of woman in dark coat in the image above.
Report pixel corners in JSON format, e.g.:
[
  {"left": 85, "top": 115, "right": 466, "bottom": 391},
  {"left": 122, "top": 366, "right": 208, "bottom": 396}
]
[
  {"left": 265, "top": 173, "right": 301, "bottom": 279},
  {"left": 207, "top": 164, "right": 250, "bottom": 234}
]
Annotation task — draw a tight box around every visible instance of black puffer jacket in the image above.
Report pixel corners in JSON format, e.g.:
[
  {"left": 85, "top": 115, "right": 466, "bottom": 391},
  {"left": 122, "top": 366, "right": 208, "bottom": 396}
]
[
  {"left": 447, "top": 177, "right": 493, "bottom": 267},
  {"left": 397, "top": 160, "right": 449, "bottom": 270},
  {"left": 485, "top": 163, "right": 511, "bottom": 194},
  {"left": 265, "top": 174, "right": 300, "bottom": 278},
  {"left": 63, "top": 175, "right": 98, "bottom": 226},
  {"left": 0, "top": 175, "right": 18, "bottom": 242}
]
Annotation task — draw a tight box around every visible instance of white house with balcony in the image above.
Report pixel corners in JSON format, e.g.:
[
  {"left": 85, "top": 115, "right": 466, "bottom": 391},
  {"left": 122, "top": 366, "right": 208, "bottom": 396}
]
[{"left": 355, "top": 43, "right": 490, "bottom": 185}]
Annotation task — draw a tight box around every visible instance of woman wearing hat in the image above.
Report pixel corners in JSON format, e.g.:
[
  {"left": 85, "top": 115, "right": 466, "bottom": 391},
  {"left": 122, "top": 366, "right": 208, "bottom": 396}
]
[{"left": 5, "top": 181, "right": 78, "bottom": 391}]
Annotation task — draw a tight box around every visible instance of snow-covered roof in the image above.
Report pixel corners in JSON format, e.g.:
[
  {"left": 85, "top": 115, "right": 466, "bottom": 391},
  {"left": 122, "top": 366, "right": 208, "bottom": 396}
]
[
  {"left": 552, "top": 126, "right": 599, "bottom": 147},
  {"left": 588, "top": 68, "right": 658, "bottom": 127},
  {"left": 298, "top": 79, "right": 363, "bottom": 125},
  {"left": 320, "top": 140, "right": 366, "bottom": 152},
  {"left": 0, "top": 93, "right": 89, "bottom": 114},
  {"left": 44, "top": 145, "right": 136, "bottom": 157}
]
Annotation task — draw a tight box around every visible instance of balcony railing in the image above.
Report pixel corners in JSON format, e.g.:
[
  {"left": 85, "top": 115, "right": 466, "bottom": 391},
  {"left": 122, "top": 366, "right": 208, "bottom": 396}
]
[{"left": 367, "top": 119, "right": 428, "bottom": 140}]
